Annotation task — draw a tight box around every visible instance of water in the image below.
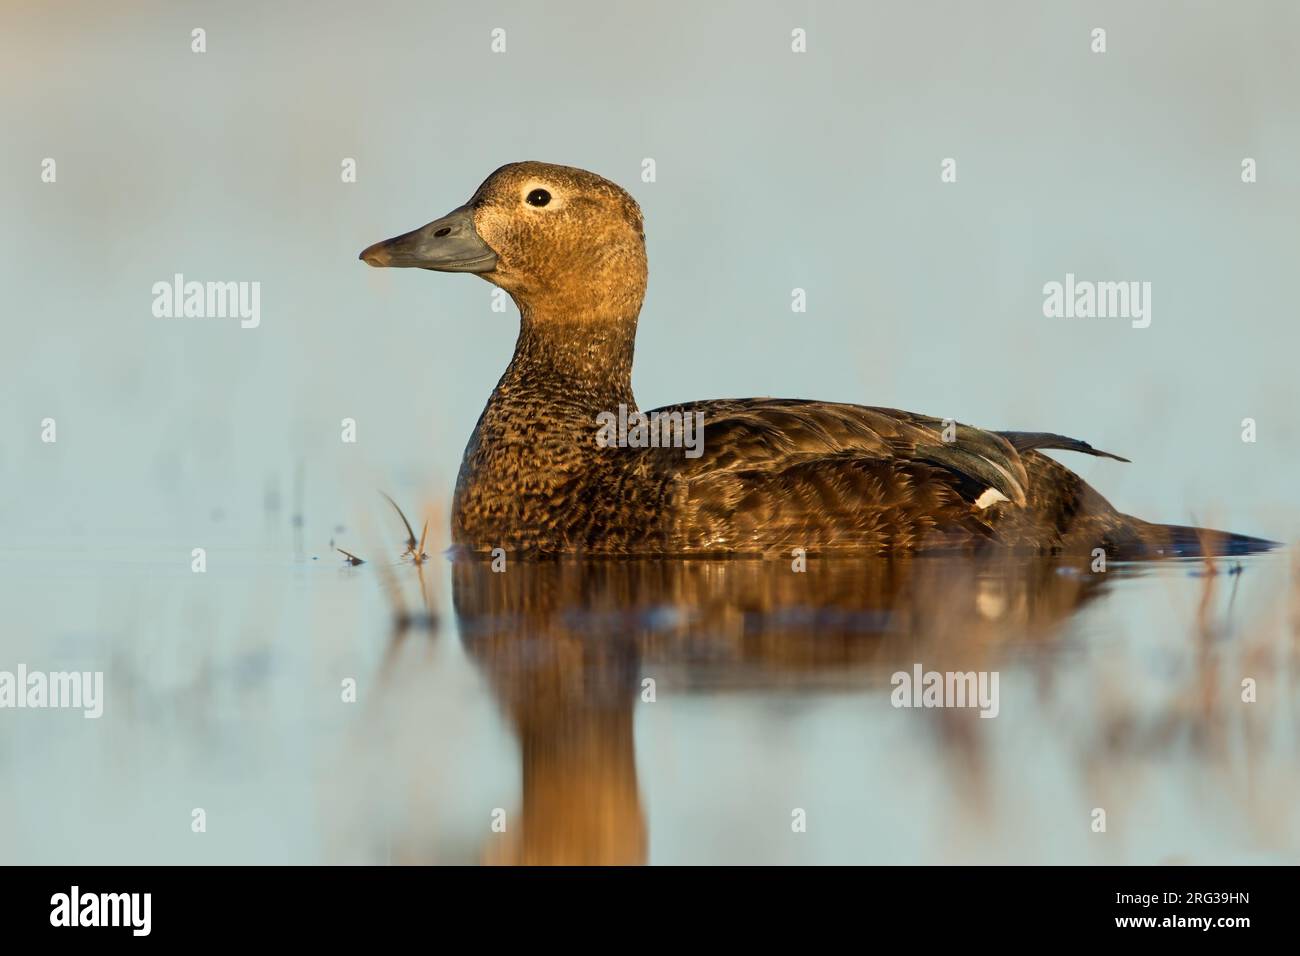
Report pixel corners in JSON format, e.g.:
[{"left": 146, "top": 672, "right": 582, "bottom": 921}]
[{"left": 2, "top": 517, "right": 1295, "bottom": 865}]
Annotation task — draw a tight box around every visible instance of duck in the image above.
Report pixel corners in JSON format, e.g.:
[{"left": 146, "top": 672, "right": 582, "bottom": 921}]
[{"left": 360, "top": 161, "right": 1274, "bottom": 558}]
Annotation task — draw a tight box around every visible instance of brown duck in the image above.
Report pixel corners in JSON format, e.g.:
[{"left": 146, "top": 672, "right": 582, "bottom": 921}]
[{"left": 361, "top": 162, "right": 1272, "bottom": 558}]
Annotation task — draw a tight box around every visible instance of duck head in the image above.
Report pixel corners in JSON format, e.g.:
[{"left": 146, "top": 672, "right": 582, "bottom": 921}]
[{"left": 360, "top": 161, "right": 647, "bottom": 321}]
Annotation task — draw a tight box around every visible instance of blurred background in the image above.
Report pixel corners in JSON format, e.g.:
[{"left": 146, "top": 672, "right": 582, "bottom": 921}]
[{"left": 1, "top": 0, "right": 1297, "bottom": 864}]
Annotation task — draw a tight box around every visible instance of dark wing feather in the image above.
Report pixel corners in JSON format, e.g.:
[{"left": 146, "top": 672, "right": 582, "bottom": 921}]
[{"left": 996, "top": 431, "right": 1130, "bottom": 463}]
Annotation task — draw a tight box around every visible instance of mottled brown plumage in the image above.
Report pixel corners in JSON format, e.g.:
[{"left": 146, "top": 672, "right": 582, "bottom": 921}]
[{"left": 360, "top": 162, "right": 1274, "bottom": 558}]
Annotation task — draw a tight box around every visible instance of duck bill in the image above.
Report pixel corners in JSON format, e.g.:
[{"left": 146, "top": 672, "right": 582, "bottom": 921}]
[{"left": 359, "top": 205, "right": 498, "bottom": 273}]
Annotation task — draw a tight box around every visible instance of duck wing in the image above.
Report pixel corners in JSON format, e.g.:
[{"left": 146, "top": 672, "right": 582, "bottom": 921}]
[
  {"left": 652, "top": 398, "right": 1030, "bottom": 504},
  {"left": 640, "top": 398, "right": 1129, "bottom": 553}
]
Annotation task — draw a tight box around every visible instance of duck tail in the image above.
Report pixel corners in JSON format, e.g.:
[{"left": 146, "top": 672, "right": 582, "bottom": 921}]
[{"left": 1127, "top": 517, "right": 1281, "bottom": 558}]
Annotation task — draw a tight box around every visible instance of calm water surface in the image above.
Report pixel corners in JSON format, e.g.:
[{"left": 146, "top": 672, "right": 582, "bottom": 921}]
[{"left": 1, "top": 519, "right": 1296, "bottom": 865}]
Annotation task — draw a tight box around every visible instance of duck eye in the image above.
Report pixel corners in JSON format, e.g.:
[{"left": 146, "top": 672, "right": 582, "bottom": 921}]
[{"left": 525, "top": 188, "right": 551, "bottom": 208}]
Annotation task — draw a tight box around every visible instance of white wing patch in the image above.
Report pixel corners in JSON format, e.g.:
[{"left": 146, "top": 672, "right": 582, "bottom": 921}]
[{"left": 975, "top": 487, "right": 1010, "bottom": 510}]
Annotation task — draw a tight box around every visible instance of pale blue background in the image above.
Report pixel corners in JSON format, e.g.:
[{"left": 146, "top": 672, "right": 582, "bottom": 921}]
[{"left": 3, "top": 0, "right": 1297, "bottom": 541}]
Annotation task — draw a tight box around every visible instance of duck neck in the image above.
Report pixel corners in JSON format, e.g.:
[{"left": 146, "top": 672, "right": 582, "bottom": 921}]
[{"left": 496, "top": 304, "right": 639, "bottom": 416}]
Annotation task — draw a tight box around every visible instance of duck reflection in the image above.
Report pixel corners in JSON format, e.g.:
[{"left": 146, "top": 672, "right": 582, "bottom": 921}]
[{"left": 450, "top": 553, "right": 1132, "bottom": 865}]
